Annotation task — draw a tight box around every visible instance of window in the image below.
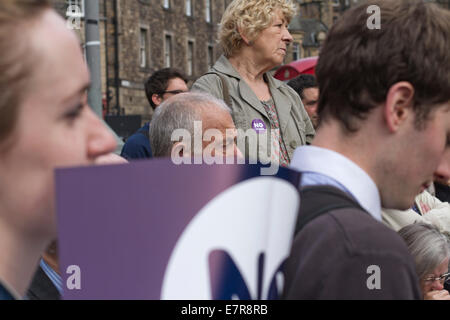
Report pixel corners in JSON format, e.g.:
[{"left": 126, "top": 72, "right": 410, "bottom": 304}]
[
  {"left": 163, "top": 0, "right": 170, "bottom": 9},
  {"left": 187, "top": 41, "right": 194, "bottom": 76},
  {"left": 292, "top": 42, "right": 300, "bottom": 61},
  {"left": 186, "top": 0, "right": 192, "bottom": 16},
  {"left": 205, "top": 0, "right": 212, "bottom": 23},
  {"left": 139, "top": 28, "right": 149, "bottom": 68},
  {"left": 207, "top": 45, "right": 214, "bottom": 68},
  {"left": 164, "top": 35, "right": 172, "bottom": 67},
  {"left": 66, "top": 0, "right": 85, "bottom": 17}
]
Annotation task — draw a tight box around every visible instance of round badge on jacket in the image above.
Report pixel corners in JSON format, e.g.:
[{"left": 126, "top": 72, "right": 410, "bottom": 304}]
[{"left": 252, "top": 119, "right": 267, "bottom": 134}]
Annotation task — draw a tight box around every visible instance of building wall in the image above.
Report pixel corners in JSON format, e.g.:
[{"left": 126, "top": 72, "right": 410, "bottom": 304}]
[
  {"left": 298, "top": 0, "right": 334, "bottom": 28},
  {"left": 285, "top": 32, "right": 305, "bottom": 64},
  {"left": 109, "top": 0, "right": 227, "bottom": 122},
  {"left": 51, "top": 0, "right": 227, "bottom": 123}
]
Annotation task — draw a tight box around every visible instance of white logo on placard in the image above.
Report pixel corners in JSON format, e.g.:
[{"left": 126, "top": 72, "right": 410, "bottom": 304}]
[{"left": 160, "top": 178, "right": 299, "bottom": 299}]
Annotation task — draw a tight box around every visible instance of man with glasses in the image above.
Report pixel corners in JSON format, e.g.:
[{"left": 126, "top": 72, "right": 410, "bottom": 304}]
[{"left": 121, "top": 68, "right": 188, "bottom": 160}]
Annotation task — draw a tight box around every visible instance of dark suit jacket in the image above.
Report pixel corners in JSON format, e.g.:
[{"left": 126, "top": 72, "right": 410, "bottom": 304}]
[
  {"left": 283, "top": 186, "right": 421, "bottom": 300},
  {"left": 26, "top": 266, "right": 61, "bottom": 300}
]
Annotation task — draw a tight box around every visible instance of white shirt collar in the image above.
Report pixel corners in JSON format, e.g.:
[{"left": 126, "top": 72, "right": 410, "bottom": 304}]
[{"left": 290, "top": 145, "right": 382, "bottom": 221}]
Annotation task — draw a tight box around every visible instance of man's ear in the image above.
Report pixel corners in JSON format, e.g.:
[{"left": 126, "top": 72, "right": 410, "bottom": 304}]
[
  {"left": 384, "top": 81, "right": 415, "bottom": 133},
  {"left": 151, "top": 94, "right": 162, "bottom": 107}
]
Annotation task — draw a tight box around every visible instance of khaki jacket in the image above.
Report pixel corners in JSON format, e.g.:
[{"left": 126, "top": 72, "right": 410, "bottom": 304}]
[
  {"left": 192, "top": 55, "right": 315, "bottom": 164},
  {"left": 382, "top": 190, "right": 450, "bottom": 233}
]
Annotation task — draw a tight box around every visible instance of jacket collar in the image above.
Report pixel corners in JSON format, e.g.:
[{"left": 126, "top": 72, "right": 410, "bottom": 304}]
[
  {"left": 213, "top": 55, "right": 292, "bottom": 133},
  {"left": 212, "top": 55, "right": 242, "bottom": 79}
]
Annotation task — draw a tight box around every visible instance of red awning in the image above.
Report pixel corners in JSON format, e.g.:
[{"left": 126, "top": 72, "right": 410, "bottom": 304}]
[{"left": 274, "top": 56, "right": 318, "bottom": 81}]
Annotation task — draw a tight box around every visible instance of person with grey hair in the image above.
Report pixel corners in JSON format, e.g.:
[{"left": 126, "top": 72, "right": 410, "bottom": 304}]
[
  {"left": 149, "top": 92, "right": 242, "bottom": 161},
  {"left": 398, "top": 222, "right": 450, "bottom": 300}
]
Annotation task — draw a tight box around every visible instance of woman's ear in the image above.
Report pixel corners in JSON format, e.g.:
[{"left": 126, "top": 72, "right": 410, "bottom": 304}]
[{"left": 238, "top": 26, "right": 252, "bottom": 46}]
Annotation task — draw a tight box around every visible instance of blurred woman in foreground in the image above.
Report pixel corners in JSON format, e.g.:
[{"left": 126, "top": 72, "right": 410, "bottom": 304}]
[{"left": 0, "top": 0, "right": 116, "bottom": 299}]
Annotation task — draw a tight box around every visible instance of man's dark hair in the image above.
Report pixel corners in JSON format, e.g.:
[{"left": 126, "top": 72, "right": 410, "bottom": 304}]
[
  {"left": 287, "top": 74, "right": 318, "bottom": 100},
  {"left": 316, "top": 0, "right": 450, "bottom": 133},
  {"left": 144, "top": 68, "right": 187, "bottom": 109}
]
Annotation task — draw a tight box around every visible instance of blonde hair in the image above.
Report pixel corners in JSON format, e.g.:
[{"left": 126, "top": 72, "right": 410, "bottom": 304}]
[
  {"left": 0, "top": 0, "right": 49, "bottom": 146},
  {"left": 219, "top": 0, "right": 297, "bottom": 57}
]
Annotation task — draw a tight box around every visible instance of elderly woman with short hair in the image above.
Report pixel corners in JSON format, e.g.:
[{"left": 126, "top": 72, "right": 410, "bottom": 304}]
[
  {"left": 398, "top": 222, "right": 450, "bottom": 300},
  {"left": 193, "top": 0, "right": 314, "bottom": 166}
]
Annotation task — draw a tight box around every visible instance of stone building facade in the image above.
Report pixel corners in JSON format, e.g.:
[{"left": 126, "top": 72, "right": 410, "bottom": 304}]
[
  {"left": 285, "top": 0, "right": 334, "bottom": 63},
  {"left": 52, "top": 0, "right": 228, "bottom": 125},
  {"left": 50, "top": 0, "right": 450, "bottom": 129}
]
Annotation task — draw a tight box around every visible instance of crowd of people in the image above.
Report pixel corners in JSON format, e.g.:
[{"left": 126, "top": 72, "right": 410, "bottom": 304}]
[{"left": 0, "top": 0, "right": 449, "bottom": 300}]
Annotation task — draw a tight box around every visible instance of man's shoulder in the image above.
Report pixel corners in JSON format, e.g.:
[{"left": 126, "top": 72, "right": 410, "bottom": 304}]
[
  {"left": 124, "top": 125, "right": 150, "bottom": 146},
  {"left": 308, "top": 205, "right": 410, "bottom": 255},
  {"left": 120, "top": 124, "right": 152, "bottom": 159},
  {"left": 284, "top": 206, "right": 420, "bottom": 299},
  {"left": 292, "top": 185, "right": 412, "bottom": 263},
  {"left": 0, "top": 282, "right": 15, "bottom": 300},
  {"left": 26, "top": 266, "right": 60, "bottom": 300}
]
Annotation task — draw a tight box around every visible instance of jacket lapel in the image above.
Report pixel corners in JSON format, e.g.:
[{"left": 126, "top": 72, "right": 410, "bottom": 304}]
[
  {"left": 238, "top": 81, "right": 268, "bottom": 118},
  {"left": 213, "top": 55, "right": 269, "bottom": 119},
  {"left": 267, "top": 75, "right": 292, "bottom": 135}
]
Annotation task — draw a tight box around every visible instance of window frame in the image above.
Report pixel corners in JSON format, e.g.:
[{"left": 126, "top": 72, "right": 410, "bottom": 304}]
[
  {"left": 139, "top": 27, "right": 150, "bottom": 69},
  {"left": 205, "top": 0, "right": 212, "bottom": 23},
  {"left": 186, "top": 0, "right": 193, "bottom": 17},
  {"left": 66, "top": 0, "right": 85, "bottom": 18},
  {"left": 164, "top": 33, "right": 173, "bottom": 68},
  {"left": 163, "top": 0, "right": 170, "bottom": 10},
  {"left": 187, "top": 39, "right": 195, "bottom": 76}
]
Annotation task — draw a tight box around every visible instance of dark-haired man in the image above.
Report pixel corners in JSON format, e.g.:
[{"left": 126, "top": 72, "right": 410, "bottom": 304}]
[
  {"left": 284, "top": 0, "right": 450, "bottom": 300},
  {"left": 288, "top": 74, "right": 319, "bottom": 128},
  {"left": 120, "top": 68, "right": 188, "bottom": 160}
]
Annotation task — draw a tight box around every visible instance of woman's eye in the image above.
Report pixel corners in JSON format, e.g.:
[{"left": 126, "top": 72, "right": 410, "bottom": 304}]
[{"left": 65, "top": 104, "right": 84, "bottom": 120}]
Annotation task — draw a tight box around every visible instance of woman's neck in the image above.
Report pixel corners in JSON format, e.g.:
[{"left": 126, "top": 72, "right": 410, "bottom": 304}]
[
  {"left": 228, "top": 51, "right": 271, "bottom": 84},
  {"left": 0, "top": 220, "right": 49, "bottom": 298},
  {"left": 228, "top": 52, "right": 273, "bottom": 101}
]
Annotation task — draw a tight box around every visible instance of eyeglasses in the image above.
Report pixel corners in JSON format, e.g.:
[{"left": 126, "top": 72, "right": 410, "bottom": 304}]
[
  {"left": 159, "top": 90, "right": 186, "bottom": 96},
  {"left": 423, "top": 272, "right": 450, "bottom": 284}
]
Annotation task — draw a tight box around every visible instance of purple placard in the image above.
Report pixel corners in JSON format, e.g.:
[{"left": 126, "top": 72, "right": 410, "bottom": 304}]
[{"left": 56, "top": 159, "right": 300, "bottom": 299}]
